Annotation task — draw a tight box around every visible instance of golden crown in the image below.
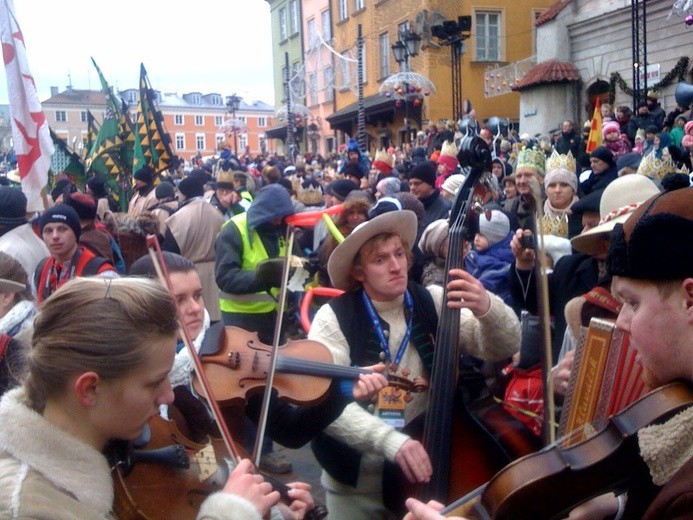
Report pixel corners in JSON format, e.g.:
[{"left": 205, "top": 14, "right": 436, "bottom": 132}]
[
  {"left": 373, "top": 148, "right": 393, "bottom": 165},
  {"left": 440, "top": 139, "right": 459, "bottom": 158},
  {"left": 297, "top": 184, "right": 324, "bottom": 206},
  {"left": 539, "top": 214, "right": 569, "bottom": 239},
  {"left": 636, "top": 152, "right": 690, "bottom": 181},
  {"left": 545, "top": 150, "right": 576, "bottom": 174},
  {"left": 516, "top": 148, "right": 546, "bottom": 175}
]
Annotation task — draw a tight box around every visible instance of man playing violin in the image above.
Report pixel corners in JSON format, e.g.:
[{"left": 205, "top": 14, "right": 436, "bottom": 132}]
[
  {"left": 405, "top": 187, "right": 693, "bottom": 519},
  {"left": 308, "top": 209, "right": 521, "bottom": 519}
]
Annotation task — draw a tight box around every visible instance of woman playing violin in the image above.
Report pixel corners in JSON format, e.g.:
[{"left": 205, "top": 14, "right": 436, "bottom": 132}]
[
  {"left": 0, "top": 277, "right": 288, "bottom": 520},
  {"left": 404, "top": 187, "right": 693, "bottom": 519}
]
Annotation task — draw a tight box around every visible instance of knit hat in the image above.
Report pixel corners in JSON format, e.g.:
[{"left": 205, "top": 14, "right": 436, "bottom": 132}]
[
  {"left": 479, "top": 210, "right": 510, "bottom": 247},
  {"left": 616, "top": 152, "right": 642, "bottom": 172},
  {"left": 590, "top": 146, "right": 615, "bottom": 166},
  {"left": 65, "top": 192, "right": 97, "bottom": 220},
  {"left": 571, "top": 174, "right": 659, "bottom": 256},
  {"left": 684, "top": 121, "right": 693, "bottom": 135},
  {"left": 326, "top": 179, "right": 358, "bottom": 202},
  {"left": 410, "top": 161, "right": 437, "bottom": 187},
  {"left": 516, "top": 148, "right": 546, "bottom": 175},
  {"left": 608, "top": 187, "right": 693, "bottom": 280},
  {"left": 367, "top": 196, "right": 402, "bottom": 219},
  {"left": 602, "top": 121, "right": 621, "bottom": 138},
  {"left": 40, "top": 204, "right": 82, "bottom": 240},
  {"left": 133, "top": 165, "right": 155, "bottom": 185},
  {"left": 372, "top": 149, "right": 393, "bottom": 175},
  {"left": 155, "top": 181, "right": 176, "bottom": 200},
  {"left": 544, "top": 150, "right": 578, "bottom": 192},
  {"left": 342, "top": 162, "right": 364, "bottom": 180},
  {"left": 441, "top": 174, "right": 466, "bottom": 197},
  {"left": 682, "top": 135, "right": 693, "bottom": 149},
  {"left": 418, "top": 218, "right": 449, "bottom": 258},
  {"left": 178, "top": 176, "right": 205, "bottom": 199},
  {"left": 0, "top": 186, "right": 28, "bottom": 226},
  {"left": 437, "top": 140, "right": 460, "bottom": 175}
]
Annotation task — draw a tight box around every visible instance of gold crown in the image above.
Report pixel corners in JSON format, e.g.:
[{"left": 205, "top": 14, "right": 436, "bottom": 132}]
[
  {"left": 297, "top": 184, "right": 324, "bottom": 206},
  {"left": 516, "top": 148, "right": 546, "bottom": 175},
  {"left": 374, "top": 148, "right": 393, "bottom": 165},
  {"left": 440, "top": 139, "right": 458, "bottom": 158},
  {"left": 540, "top": 214, "right": 569, "bottom": 238},
  {"left": 636, "top": 152, "right": 690, "bottom": 181},
  {"left": 545, "top": 150, "right": 576, "bottom": 174}
]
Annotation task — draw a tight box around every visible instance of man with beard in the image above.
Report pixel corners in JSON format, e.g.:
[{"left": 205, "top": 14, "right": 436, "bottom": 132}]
[{"left": 128, "top": 165, "right": 158, "bottom": 216}]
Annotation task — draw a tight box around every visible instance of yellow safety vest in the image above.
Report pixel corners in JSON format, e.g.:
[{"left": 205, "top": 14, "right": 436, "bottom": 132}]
[{"left": 219, "top": 212, "right": 285, "bottom": 314}]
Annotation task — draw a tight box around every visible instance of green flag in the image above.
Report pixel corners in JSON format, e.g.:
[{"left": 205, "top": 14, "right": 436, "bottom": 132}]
[{"left": 49, "top": 128, "right": 85, "bottom": 186}]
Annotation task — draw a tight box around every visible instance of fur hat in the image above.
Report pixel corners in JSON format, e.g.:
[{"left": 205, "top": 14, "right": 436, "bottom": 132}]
[
  {"left": 478, "top": 210, "right": 510, "bottom": 247},
  {"left": 326, "top": 179, "right": 358, "bottom": 202},
  {"left": 516, "top": 148, "right": 546, "bottom": 175},
  {"left": 86, "top": 175, "right": 108, "bottom": 198},
  {"left": 437, "top": 140, "right": 460, "bottom": 175},
  {"left": 410, "top": 161, "right": 437, "bottom": 187},
  {"left": 441, "top": 174, "right": 466, "bottom": 197},
  {"left": 40, "top": 204, "right": 82, "bottom": 240},
  {"left": 418, "top": 218, "right": 449, "bottom": 259},
  {"left": 0, "top": 187, "right": 27, "bottom": 227},
  {"left": 590, "top": 146, "right": 615, "bottom": 166},
  {"left": 608, "top": 187, "right": 693, "bottom": 280},
  {"left": 372, "top": 149, "right": 393, "bottom": 175},
  {"left": 327, "top": 210, "right": 417, "bottom": 291},
  {"left": 602, "top": 121, "right": 621, "bottom": 138},
  {"left": 65, "top": 192, "right": 98, "bottom": 220},
  {"left": 571, "top": 175, "right": 659, "bottom": 256}
]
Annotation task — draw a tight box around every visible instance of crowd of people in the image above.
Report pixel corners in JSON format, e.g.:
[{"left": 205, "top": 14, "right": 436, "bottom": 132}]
[{"left": 0, "top": 90, "right": 691, "bottom": 519}]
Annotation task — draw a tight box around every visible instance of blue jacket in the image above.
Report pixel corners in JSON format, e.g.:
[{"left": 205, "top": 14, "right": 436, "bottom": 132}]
[{"left": 465, "top": 231, "right": 514, "bottom": 305}]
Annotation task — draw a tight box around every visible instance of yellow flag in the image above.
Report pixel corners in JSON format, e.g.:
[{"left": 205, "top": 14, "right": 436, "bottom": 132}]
[{"left": 586, "top": 98, "right": 603, "bottom": 152}]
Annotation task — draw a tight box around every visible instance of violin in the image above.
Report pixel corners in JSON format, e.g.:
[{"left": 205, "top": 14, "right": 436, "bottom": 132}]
[
  {"left": 441, "top": 381, "right": 693, "bottom": 519},
  {"left": 192, "top": 325, "right": 426, "bottom": 407}
]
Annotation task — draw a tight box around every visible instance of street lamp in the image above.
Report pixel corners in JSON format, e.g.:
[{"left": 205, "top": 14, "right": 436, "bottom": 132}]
[
  {"left": 392, "top": 28, "right": 421, "bottom": 144},
  {"left": 226, "top": 93, "right": 241, "bottom": 155},
  {"left": 432, "top": 16, "right": 471, "bottom": 121}
]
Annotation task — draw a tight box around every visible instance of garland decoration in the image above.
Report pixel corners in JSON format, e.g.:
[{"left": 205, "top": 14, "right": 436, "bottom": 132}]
[{"left": 609, "top": 56, "right": 689, "bottom": 97}]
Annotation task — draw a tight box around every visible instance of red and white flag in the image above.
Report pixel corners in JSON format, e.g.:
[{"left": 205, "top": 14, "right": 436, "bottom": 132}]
[{"left": 1, "top": 0, "right": 53, "bottom": 211}]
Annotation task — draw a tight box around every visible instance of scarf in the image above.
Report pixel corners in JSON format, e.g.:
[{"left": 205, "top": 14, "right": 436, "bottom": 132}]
[{"left": 543, "top": 195, "right": 579, "bottom": 219}]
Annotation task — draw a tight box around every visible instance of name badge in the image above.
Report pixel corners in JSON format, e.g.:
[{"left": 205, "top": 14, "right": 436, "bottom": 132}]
[{"left": 376, "top": 386, "right": 407, "bottom": 428}]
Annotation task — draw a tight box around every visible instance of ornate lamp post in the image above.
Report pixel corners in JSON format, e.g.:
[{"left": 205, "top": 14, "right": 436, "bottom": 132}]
[
  {"left": 225, "top": 93, "right": 241, "bottom": 155},
  {"left": 392, "top": 29, "right": 422, "bottom": 144}
]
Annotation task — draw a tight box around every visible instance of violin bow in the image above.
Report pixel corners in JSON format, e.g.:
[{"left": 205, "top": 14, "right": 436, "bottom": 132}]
[
  {"left": 146, "top": 235, "right": 242, "bottom": 462},
  {"left": 528, "top": 178, "right": 557, "bottom": 445}
]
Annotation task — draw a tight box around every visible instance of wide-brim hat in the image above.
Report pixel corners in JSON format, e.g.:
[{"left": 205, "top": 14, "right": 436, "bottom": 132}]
[
  {"left": 0, "top": 278, "right": 26, "bottom": 293},
  {"left": 571, "top": 174, "right": 659, "bottom": 255},
  {"left": 327, "top": 210, "right": 417, "bottom": 291}
]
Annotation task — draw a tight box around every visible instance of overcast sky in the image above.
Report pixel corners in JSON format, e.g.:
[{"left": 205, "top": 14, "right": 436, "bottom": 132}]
[{"left": 1, "top": 0, "right": 276, "bottom": 106}]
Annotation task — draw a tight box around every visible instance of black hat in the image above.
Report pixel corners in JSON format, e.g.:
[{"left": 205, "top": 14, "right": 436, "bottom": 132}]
[
  {"left": 608, "top": 188, "right": 693, "bottom": 280},
  {"left": 177, "top": 176, "right": 205, "bottom": 199},
  {"left": 326, "top": 179, "right": 358, "bottom": 202},
  {"left": 590, "top": 146, "right": 615, "bottom": 166},
  {"left": 0, "top": 186, "right": 27, "bottom": 226},
  {"left": 86, "top": 175, "right": 108, "bottom": 198},
  {"left": 65, "top": 192, "right": 97, "bottom": 220},
  {"left": 133, "top": 165, "right": 155, "bottom": 184},
  {"left": 645, "top": 125, "right": 659, "bottom": 135},
  {"left": 342, "top": 162, "right": 364, "bottom": 180},
  {"left": 410, "top": 161, "right": 437, "bottom": 187},
  {"left": 155, "top": 181, "right": 176, "bottom": 200},
  {"left": 570, "top": 188, "right": 603, "bottom": 215},
  {"left": 40, "top": 204, "right": 82, "bottom": 240}
]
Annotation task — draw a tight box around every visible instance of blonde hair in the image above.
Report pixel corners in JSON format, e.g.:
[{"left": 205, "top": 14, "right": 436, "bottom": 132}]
[
  {"left": 24, "top": 277, "right": 178, "bottom": 411},
  {"left": 349, "top": 232, "right": 412, "bottom": 290}
]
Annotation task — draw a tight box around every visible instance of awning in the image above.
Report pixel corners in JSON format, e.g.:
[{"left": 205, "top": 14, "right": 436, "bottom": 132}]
[
  {"left": 326, "top": 92, "right": 422, "bottom": 134},
  {"left": 265, "top": 123, "right": 304, "bottom": 140}
]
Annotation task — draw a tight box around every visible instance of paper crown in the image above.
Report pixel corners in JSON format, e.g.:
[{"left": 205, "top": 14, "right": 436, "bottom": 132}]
[
  {"left": 374, "top": 148, "right": 393, "bottom": 166},
  {"left": 636, "top": 152, "right": 689, "bottom": 181},
  {"left": 516, "top": 148, "right": 546, "bottom": 175},
  {"left": 545, "top": 150, "right": 576, "bottom": 174},
  {"left": 297, "top": 184, "right": 324, "bottom": 206},
  {"left": 440, "top": 139, "right": 459, "bottom": 158},
  {"left": 540, "top": 214, "right": 569, "bottom": 239}
]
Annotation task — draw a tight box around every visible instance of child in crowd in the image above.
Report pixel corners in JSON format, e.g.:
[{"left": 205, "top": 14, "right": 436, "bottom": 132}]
[
  {"left": 602, "top": 122, "right": 631, "bottom": 159},
  {"left": 502, "top": 175, "right": 517, "bottom": 212}
]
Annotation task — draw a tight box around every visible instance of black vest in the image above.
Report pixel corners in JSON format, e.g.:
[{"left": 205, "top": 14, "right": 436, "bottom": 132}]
[{"left": 311, "top": 282, "right": 438, "bottom": 487}]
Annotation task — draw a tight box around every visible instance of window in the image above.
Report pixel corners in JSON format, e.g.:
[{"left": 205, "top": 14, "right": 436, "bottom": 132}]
[
  {"left": 127, "top": 91, "right": 137, "bottom": 104},
  {"left": 355, "top": 0, "right": 364, "bottom": 11},
  {"left": 338, "top": 0, "right": 348, "bottom": 21},
  {"left": 279, "top": 7, "right": 288, "bottom": 40},
  {"left": 196, "top": 134, "right": 206, "bottom": 150},
  {"left": 307, "top": 18, "right": 317, "bottom": 49},
  {"left": 215, "top": 115, "right": 224, "bottom": 126},
  {"left": 239, "top": 134, "right": 248, "bottom": 151},
  {"left": 237, "top": 116, "right": 246, "bottom": 123},
  {"left": 308, "top": 73, "right": 318, "bottom": 106},
  {"left": 80, "top": 111, "right": 88, "bottom": 123},
  {"left": 289, "top": 0, "right": 299, "bottom": 35},
  {"left": 176, "top": 133, "right": 185, "bottom": 149},
  {"left": 475, "top": 11, "right": 501, "bottom": 61},
  {"left": 174, "top": 114, "right": 184, "bottom": 125},
  {"left": 195, "top": 115, "right": 204, "bottom": 126},
  {"left": 324, "top": 66, "right": 334, "bottom": 101},
  {"left": 321, "top": 10, "right": 331, "bottom": 39},
  {"left": 340, "top": 51, "right": 351, "bottom": 89},
  {"left": 258, "top": 117, "right": 266, "bottom": 128},
  {"left": 379, "top": 33, "right": 390, "bottom": 79},
  {"left": 190, "top": 93, "right": 201, "bottom": 104},
  {"left": 55, "top": 110, "right": 67, "bottom": 122},
  {"left": 216, "top": 134, "right": 225, "bottom": 146}
]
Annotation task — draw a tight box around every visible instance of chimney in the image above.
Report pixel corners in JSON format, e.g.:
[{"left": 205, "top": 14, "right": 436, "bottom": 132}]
[{"left": 50, "top": 86, "right": 58, "bottom": 96}]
